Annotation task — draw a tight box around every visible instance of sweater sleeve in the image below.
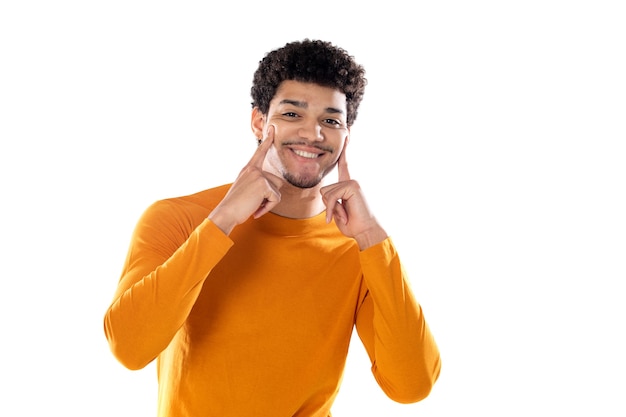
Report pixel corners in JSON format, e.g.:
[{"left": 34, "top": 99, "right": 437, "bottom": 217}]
[
  {"left": 355, "top": 238, "right": 441, "bottom": 403},
  {"left": 103, "top": 201, "right": 233, "bottom": 370}
]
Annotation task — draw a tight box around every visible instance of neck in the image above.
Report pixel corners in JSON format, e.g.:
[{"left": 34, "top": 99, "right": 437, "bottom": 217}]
[{"left": 270, "top": 182, "right": 327, "bottom": 219}]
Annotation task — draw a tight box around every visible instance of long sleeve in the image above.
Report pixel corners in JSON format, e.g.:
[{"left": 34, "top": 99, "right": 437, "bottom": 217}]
[
  {"left": 103, "top": 189, "right": 439, "bottom": 415},
  {"left": 103, "top": 199, "right": 233, "bottom": 370},
  {"left": 355, "top": 238, "right": 441, "bottom": 403}
]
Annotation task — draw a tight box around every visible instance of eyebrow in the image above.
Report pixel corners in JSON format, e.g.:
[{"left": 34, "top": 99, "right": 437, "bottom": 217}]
[{"left": 279, "top": 99, "right": 345, "bottom": 116}]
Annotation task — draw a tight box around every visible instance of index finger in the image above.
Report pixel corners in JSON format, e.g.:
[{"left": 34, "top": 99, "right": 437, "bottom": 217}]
[
  {"left": 249, "top": 125, "right": 275, "bottom": 168},
  {"left": 337, "top": 137, "right": 351, "bottom": 182}
]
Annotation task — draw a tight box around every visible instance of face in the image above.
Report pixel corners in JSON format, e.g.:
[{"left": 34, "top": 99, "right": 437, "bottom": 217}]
[{"left": 252, "top": 80, "right": 350, "bottom": 189}]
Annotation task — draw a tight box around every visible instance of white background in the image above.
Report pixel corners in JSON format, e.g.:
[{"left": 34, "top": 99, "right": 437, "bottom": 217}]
[{"left": 1, "top": 1, "right": 625, "bottom": 416}]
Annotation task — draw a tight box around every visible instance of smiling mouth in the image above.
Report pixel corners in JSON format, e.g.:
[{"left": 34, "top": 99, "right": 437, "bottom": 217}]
[{"left": 292, "top": 149, "right": 322, "bottom": 159}]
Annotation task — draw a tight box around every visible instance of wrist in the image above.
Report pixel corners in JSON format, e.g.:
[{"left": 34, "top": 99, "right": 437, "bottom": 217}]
[
  {"left": 354, "top": 225, "right": 388, "bottom": 250},
  {"left": 208, "top": 209, "right": 237, "bottom": 236}
]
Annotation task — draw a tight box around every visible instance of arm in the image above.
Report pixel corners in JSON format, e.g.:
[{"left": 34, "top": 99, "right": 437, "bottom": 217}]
[
  {"left": 355, "top": 239, "right": 441, "bottom": 403},
  {"left": 321, "top": 140, "right": 440, "bottom": 401},
  {"left": 104, "top": 130, "right": 282, "bottom": 370},
  {"left": 103, "top": 202, "right": 233, "bottom": 370}
]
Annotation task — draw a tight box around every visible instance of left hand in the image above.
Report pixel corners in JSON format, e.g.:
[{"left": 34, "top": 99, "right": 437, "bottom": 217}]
[{"left": 320, "top": 139, "right": 388, "bottom": 250}]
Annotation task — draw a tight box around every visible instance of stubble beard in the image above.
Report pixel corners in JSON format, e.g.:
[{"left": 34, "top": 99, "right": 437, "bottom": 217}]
[
  {"left": 282, "top": 172, "right": 323, "bottom": 189},
  {"left": 282, "top": 160, "right": 339, "bottom": 189},
  {"left": 274, "top": 141, "right": 339, "bottom": 189}
]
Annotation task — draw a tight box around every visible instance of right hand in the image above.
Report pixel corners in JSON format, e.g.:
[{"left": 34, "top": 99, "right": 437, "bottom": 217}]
[{"left": 208, "top": 126, "right": 283, "bottom": 235}]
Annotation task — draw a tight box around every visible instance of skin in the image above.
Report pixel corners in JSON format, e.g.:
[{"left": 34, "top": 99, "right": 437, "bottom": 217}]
[{"left": 208, "top": 80, "right": 387, "bottom": 250}]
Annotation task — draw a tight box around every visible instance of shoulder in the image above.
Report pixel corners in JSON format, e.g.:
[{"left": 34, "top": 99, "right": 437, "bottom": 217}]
[
  {"left": 138, "top": 184, "right": 232, "bottom": 232},
  {"left": 150, "top": 184, "right": 231, "bottom": 214}
]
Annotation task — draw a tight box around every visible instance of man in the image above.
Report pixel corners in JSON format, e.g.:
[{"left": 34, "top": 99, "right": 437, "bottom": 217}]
[{"left": 104, "top": 39, "right": 441, "bottom": 416}]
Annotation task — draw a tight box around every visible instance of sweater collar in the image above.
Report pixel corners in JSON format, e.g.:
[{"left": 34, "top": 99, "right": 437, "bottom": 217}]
[{"left": 252, "top": 210, "right": 334, "bottom": 236}]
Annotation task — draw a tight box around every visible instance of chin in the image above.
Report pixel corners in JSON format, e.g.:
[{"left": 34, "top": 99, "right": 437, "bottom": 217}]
[{"left": 284, "top": 173, "right": 322, "bottom": 189}]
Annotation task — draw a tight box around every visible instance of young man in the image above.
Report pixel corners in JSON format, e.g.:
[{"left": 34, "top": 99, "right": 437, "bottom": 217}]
[{"left": 104, "top": 39, "right": 441, "bottom": 416}]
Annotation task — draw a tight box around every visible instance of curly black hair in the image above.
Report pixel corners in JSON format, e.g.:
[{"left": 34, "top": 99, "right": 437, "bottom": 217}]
[{"left": 250, "top": 39, "right": 367, "bottom": 127}]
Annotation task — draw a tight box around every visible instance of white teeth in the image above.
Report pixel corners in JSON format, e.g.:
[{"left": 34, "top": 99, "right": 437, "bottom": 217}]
[{"left": 293, "top": 149, "right": 319, "bottom": 159}]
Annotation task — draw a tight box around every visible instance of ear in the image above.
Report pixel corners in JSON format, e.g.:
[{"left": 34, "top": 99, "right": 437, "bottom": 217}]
[{"left": 251, "top": 107, "right": 265, "bottom": 140}]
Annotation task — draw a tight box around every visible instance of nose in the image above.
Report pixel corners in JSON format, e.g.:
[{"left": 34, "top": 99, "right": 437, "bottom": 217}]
[{"left": 297, "top": 120, "right": 324, "bottom": 142}]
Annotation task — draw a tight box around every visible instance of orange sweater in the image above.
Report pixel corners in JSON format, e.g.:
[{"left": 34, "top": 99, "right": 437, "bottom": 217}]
[{"left": 104, "top": 184, "right": 441, "bottom": 417}]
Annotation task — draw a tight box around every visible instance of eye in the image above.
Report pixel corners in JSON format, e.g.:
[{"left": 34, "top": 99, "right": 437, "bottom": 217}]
[
  {"left": 283, "top": 112, "right": 299, "bottom": 118},
  {"left": 324, "top": 118, "right": 341, "bottom": 127}
]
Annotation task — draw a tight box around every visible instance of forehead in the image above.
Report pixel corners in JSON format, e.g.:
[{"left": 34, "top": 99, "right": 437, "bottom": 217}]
[{"left": 271, "top": 80, "right": 347, "bottom": 111}]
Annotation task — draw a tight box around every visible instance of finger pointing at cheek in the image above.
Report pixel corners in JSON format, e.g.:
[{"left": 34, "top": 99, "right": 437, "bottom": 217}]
[
  {"left": 249, "top": 126, "right": 274, "bottom": 169},
  {"left": 337, "top": 137, "right": 351, "bottom": 182}
]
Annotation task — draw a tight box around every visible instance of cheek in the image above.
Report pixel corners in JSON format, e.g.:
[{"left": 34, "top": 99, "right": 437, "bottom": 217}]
[
  {"left": 335, "top": 133, "right": 349, "bottom": 152},
  {"left": 271, "top": 123, "right": 297, "bottom": 140}
]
